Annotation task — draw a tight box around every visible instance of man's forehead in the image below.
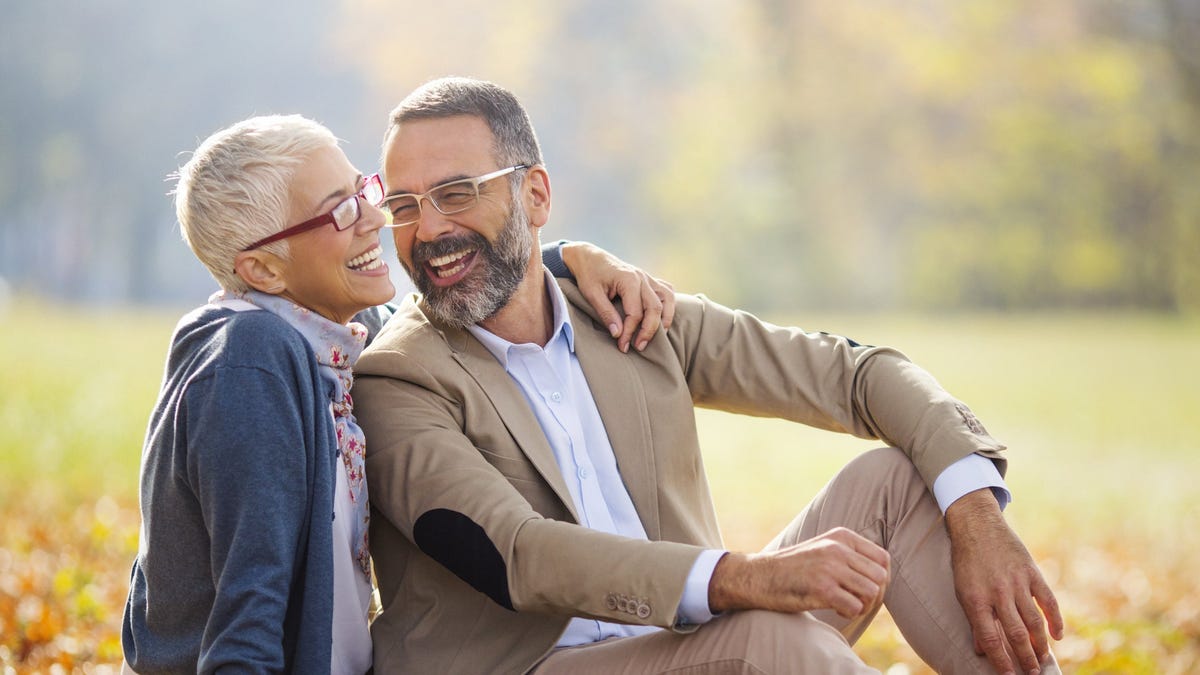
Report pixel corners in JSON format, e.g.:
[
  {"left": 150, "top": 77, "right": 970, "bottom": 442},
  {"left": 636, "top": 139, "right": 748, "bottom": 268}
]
[{"left": 383, "top": 116, "right": 495, "bottom": 191}]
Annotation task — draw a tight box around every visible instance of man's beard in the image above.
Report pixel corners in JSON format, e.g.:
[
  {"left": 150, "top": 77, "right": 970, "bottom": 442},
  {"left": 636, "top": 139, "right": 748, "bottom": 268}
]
[{"left": 409, "top": 201, "right": 533, "bottom": 329}]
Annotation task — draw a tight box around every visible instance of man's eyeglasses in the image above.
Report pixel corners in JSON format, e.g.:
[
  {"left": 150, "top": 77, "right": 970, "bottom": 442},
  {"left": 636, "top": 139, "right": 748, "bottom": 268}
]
[
  {"left": 241, "top": 173, "right": 386, "bottom": 252},
  {"left": 381, "top": 165, "right": 528, "bottom": 227}
]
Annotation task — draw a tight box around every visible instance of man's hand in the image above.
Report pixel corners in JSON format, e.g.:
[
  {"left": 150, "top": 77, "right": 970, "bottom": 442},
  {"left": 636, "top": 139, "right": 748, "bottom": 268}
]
[
  {"left": 560, "top": 241, "right": 675, "bottom": 352},
  {"left": 708, "top": 528, "right": 889, "bottom": 621},
  {"left": 946, "top": 489, "right": 1064, "bottom": 675}
]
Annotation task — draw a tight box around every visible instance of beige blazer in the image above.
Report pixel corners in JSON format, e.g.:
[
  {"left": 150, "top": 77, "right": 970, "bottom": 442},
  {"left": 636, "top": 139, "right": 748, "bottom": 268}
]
[{"left": 352, "top": 279, "right": 1006, "bottom": 674}]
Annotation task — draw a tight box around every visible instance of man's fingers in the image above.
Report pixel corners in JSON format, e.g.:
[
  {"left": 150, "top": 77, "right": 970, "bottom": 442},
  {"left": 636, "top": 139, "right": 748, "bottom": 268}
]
[
  {"left": 829, "top": 586, "right": 868, "bottom": 619},
  {"left": 852, "top": 537, "right": 891, "bottom": 572},
  {"left": 967, "top": 607, "right": 1015, "bottom": 674},
  {"left": 1015, "top": 591, "right": 1050, "bottom": 663},
  {"left": 996, "top": 600, "right": 1040, "bottom": 674},
  {"left": 844, "top": 547, "right": 889, "bottom": 589},
  {"left": 1033, "top": 576, "right": 1065, "bottom": 641},
  {"left": 844, "top": 573, "right": 884, "bottom": 616},
  {"left": 831, "top": 526, "right": 891, "bottom": 571},
  {"left": 826, "top": 533, "right": 888, "bottom": 614}
]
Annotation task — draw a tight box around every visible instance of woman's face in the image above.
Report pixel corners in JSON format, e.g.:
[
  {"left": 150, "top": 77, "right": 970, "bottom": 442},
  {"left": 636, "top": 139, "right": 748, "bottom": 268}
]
[{"left": 275, "top": 144, "right": 395, "bottom": 324}]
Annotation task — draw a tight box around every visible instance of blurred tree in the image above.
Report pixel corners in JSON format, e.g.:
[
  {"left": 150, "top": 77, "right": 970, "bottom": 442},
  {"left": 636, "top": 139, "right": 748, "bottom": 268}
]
[
  {"left": 1157, "top": 0, "right": 1200, "bottom": 312},
  {"left": 0, "top": 0, "right": 376, "bottom": 304},
  {"left": 638, "top": 0, "right": 1200, "bottom": 312},
  {"left": 2, "top": 0, "right": 1194, "bottom": 312}
]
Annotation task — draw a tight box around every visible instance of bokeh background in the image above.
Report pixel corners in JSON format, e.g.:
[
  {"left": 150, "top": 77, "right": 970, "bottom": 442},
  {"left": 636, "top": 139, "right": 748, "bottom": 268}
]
[{"left": 2, "top": 1, "right": 1198, "bottom": 672}]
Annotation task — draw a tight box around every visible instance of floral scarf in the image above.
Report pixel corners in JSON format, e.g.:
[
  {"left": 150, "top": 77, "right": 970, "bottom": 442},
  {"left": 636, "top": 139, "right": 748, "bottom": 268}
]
[{"left": 210, "top": 289, "right": 372, "bottom": 580}]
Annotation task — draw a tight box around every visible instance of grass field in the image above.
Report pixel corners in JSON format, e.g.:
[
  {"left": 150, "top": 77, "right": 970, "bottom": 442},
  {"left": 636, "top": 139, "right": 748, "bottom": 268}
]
[{"left": 1, "top": 298, "right": 1198, "bottom": 673}]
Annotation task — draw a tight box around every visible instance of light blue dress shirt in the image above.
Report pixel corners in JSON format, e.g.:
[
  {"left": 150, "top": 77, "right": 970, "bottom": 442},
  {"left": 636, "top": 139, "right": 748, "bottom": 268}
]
[{"left": 469, "top": 271, "right": 1008, "bottom": 646}]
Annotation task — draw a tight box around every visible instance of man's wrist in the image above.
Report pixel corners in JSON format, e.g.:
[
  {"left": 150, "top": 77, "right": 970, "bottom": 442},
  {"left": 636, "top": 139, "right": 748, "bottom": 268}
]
[
  {"left": 945, "top": 487, "right": 1005, "bottom": 537},
  {"left": 708, "top": 551, "right": 751, "bottom": 614}
]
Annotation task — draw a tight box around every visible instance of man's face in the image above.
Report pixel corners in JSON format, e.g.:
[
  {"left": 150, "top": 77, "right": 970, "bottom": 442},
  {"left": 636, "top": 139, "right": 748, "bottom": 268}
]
[{"left": 382, "top": 115, "right": 534, "bottom": 328}]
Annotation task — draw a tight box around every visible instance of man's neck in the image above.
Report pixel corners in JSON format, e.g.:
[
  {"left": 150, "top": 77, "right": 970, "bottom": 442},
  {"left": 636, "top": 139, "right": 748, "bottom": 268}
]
[{"left": 477, "top": 261, "right": 555, "bottom": 347}]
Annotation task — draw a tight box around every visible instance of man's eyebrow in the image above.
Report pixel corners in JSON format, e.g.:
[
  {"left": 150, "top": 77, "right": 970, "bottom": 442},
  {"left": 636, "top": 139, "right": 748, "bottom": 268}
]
[{"left": 386, "top": 173, "right": 473, "bottom": 197}]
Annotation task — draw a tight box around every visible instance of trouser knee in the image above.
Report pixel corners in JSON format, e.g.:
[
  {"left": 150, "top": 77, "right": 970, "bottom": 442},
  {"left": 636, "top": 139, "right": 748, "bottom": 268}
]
[
  {"left": 708, "top": 610, "right": 871, "bottom": 673},
  {"left": 838, "top": 447, "right": 922, "bottom": 487}
]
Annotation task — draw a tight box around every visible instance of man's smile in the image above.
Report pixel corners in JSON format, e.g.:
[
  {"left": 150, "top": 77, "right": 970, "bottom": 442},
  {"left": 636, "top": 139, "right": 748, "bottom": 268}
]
[{"left": 422, "top": 246, "right": 479, "bottom": 286}]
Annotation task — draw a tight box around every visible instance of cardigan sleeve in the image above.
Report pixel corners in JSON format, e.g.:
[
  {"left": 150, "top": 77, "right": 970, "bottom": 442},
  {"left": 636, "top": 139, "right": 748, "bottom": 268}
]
[
  {"left": 540, "top": 239, "right": 572, "bottom": 279},
  {"left": 184, "top": 363, "right": 312, "bottom": 673}
]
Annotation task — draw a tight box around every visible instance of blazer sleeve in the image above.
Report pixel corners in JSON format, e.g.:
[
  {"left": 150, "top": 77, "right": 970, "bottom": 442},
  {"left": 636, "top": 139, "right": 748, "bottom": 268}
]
[
  {"left": 662, "top": 292, "right": 1007, "bottom": 488},
  {"left": 355, "top": 356, "right": 705, "bottom": 629}
]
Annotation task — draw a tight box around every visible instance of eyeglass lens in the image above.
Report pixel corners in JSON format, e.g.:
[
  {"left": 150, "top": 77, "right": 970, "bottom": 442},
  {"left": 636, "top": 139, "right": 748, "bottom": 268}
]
[
  {"left": 388, "top": 181, "right": 478, "bottom": 225},
  {"left": 331, "top": 196, "right": 361, "bottom": 231},
  {"left": 362, "top": 174, "right": 384, "bottom": 206}
]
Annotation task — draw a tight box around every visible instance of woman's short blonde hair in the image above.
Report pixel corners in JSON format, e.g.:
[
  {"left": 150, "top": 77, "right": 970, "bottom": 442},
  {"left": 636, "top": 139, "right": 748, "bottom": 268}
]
[{"left": 174, "top": 114, "right": 339, "bottom": 291}]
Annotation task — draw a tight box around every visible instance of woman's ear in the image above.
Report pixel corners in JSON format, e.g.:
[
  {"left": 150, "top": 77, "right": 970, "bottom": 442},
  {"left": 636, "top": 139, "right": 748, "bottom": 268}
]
[{"left": 233, "top": 251, "right": 287, "bottom": 294}]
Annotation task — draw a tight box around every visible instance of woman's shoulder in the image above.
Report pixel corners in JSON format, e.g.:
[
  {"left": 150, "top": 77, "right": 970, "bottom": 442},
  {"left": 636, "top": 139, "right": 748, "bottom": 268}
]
[{"left": 173, "top": 304, "right": 314, "bottom": 372}]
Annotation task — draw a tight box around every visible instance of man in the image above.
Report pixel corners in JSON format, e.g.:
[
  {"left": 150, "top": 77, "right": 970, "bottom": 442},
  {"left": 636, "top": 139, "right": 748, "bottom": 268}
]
[{"left": 353, "top": 77, "right": 1063, "bottom": 674}]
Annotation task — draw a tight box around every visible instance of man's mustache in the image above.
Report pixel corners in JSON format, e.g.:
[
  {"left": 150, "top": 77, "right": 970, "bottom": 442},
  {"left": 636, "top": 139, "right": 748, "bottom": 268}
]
[{"left": 413, "top": 231, "right": 489, "bottom": 265}]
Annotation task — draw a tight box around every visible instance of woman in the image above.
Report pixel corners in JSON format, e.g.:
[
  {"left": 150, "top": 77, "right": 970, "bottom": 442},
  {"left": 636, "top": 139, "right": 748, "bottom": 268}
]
[{"left": 120, "top": 114, "right": 671, "bottom": 674}]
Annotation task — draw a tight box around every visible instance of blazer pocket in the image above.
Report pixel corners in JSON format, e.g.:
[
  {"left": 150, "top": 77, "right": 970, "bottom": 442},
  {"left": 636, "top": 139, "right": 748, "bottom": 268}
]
[
  {"left": 476, "top": 445, "right": 545, "bottom": 484},
  {"left": 477, "top": 447, "right": 571, "bottom": 520}
]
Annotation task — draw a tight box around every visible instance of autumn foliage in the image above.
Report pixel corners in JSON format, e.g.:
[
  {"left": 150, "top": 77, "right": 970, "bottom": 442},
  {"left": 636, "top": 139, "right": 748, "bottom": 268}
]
[{"left": 3, "top": 307, "right": 1198, "bottom": 673}]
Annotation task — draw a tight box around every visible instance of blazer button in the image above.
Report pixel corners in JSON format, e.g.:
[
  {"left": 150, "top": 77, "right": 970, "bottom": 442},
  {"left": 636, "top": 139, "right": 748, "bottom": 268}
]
[
  {"left": 605, "top": 593, "right": 618, "bottom": 611},
  {"left": 636, "top": 603, "right": 651, "bottom": 619}
]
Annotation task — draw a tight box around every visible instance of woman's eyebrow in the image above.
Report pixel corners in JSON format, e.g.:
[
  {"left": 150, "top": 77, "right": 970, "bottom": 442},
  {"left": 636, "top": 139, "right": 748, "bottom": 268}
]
[{"left": 315, "top": 173, "right": 364, "bottom": 210}]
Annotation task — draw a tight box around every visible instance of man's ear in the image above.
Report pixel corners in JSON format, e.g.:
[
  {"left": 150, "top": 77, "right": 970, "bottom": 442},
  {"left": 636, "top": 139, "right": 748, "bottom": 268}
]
[
  {"left": 523, "top": 165, "right": 552, "bottom": 229},
  {"left": 233, "top": 251, "right": 287, "bottom": 294}
]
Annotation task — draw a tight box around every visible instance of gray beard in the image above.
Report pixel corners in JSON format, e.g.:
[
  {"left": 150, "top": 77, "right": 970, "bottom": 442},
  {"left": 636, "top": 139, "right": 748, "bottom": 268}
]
[{"left": 410, "top": 202, "right": 533, "bottom": 330}]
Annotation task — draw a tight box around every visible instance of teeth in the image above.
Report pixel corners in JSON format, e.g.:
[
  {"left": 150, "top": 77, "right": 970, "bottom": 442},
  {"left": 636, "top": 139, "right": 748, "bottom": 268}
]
[
  {"left": 428, "top": 249, "right": 474, "bottom": 268},
  {"left": 436, "top": 260, "right": 467, "bottom": 278},
  {"left": 347, "top": 247, "right": 382, "bottom": 270}
]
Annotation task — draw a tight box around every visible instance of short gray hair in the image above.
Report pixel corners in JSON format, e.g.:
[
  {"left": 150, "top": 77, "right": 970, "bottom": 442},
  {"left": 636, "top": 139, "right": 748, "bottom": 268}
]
[
  {"left": 383, "top": 77, "right": 544, "bottom": 178},
  {"left": 174, "top": 114, "right": 339, "bottom": 291}
]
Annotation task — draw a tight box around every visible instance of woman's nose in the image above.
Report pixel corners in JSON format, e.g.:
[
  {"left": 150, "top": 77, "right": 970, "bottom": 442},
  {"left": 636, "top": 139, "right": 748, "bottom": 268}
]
[{"left": 360, "top": 200, "right": 389, "bottom": 233}]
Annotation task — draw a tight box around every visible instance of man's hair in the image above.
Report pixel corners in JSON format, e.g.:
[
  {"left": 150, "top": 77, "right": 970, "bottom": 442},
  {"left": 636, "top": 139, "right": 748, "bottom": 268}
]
[
  {"left": 383, "top": 77, "right": 544, "bottom": 176},
  {"left": 174, "top": 114, "right": 339, "bottom": 291}
]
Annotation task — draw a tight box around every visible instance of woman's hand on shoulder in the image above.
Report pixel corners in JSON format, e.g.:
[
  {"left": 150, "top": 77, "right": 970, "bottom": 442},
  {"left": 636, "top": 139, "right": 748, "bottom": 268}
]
[{"left": 561, "top": 241, "right": 675, "bottom": 353}]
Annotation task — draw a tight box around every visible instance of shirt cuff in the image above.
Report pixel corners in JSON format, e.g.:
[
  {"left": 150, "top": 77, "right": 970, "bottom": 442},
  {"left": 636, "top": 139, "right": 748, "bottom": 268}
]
[
  {"left": 676, "top": 549, "right": 725, "bottom": 626},
  {"left": 932, "top": 453, "right": 1011, "bottom": 513}
]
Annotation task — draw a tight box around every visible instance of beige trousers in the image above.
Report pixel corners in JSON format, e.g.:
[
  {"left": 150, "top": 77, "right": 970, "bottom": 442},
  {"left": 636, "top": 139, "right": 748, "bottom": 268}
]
[{"left": 535, "top": 447, "right": 1057, "bottom": 674}]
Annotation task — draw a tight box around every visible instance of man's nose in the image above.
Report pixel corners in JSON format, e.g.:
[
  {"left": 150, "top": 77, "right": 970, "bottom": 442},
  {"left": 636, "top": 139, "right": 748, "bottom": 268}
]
[{"left": 414, "top": 198, "right": 454, "bottom": 242}]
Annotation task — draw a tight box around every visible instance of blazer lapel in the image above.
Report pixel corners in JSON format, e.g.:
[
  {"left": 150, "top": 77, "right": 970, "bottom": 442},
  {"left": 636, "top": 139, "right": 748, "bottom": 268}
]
[
  {"left": 566, "top": 295, "right": 663, "bottom": 540},
  {"left": 443, "top": 325, "right": 581, "bottom": 524}
]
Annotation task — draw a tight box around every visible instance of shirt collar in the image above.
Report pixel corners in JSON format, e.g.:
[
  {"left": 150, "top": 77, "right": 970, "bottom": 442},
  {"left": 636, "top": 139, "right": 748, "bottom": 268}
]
[{"left": 467, "top": 269, "right": 575, "bottom": 367}]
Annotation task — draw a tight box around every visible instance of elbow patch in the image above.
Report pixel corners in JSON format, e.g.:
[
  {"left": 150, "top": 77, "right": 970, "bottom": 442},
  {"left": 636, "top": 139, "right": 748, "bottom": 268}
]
[{"left": 413, "top": 508, "right": 514, "bottom": 610}]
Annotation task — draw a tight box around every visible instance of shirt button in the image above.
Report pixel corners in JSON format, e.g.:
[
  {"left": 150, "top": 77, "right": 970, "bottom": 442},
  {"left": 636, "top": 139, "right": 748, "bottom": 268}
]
[
  {"left": 578, "top": 467, "right": 590, "bottom": 480},
  {"left": 550, "top": 391, "right": 563, "bottom": 403}
]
